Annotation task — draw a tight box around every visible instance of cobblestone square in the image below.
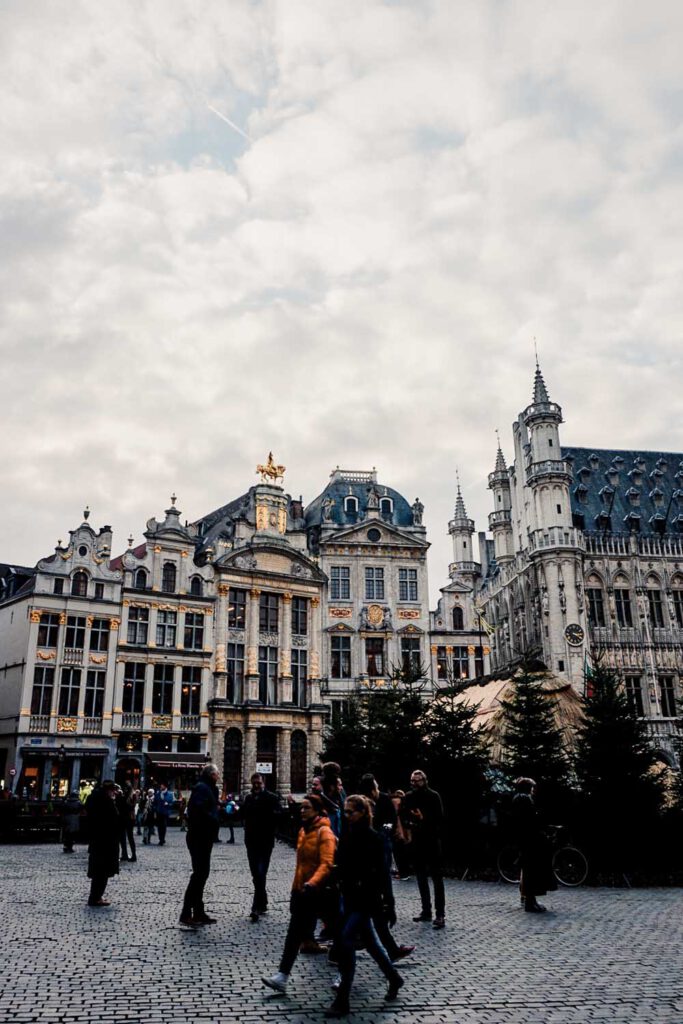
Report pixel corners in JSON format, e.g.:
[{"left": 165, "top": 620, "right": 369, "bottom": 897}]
[{"left": 2, "top": 829, "right": 683, "bottom": 1024}]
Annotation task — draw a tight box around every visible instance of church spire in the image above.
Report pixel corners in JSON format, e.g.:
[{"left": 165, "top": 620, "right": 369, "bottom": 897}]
[
  {"left": 454, "top": 483, "right": 468, "bottom": 520},
  {"left": 494, "top": 430, "right": 507, "bottom": 474},
  {"left": 532, "top": 359, "right": 550, "bottom": 405}
]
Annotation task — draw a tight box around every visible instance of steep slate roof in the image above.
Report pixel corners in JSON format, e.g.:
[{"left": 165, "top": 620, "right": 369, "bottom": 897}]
[
  {"left": 562, "top": 446, "right": 683, "bottom": 537},
  {"left": 305, "top": 476, "right": 414, "bottom": 529}
]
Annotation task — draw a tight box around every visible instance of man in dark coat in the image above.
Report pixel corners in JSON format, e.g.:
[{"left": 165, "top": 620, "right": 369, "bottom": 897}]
[
  {"left": 402, "top": 769, "right": 446, "bottom": 929},
  {"left": 511, "top": 777, "right": 556, "bottom": 913},
  {"left": 240, "top": 772, "right": 283, "bottom": 922},
  {"left": 85, "top": 780, "right": 120, "bottom": 906},
  {"left": 180, "top": 763, "right": 220, "bottom": 927}
]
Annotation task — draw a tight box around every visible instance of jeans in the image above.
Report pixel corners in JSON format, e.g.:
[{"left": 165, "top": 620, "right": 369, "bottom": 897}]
[
  {"left": 279, "top": 890, "right": 319, "bottom": 975},
  {"left": 181, "top": 836, "right": 213, "bottom": 918},
  {"left": 246, "top": 842, "right": 273, "bottom": 913},
  {"left": 413, "top": 845, "right": 445, "bottom": 918},
  {"left": 336, "top": 910, "right": 397, "bottom": 1002}
]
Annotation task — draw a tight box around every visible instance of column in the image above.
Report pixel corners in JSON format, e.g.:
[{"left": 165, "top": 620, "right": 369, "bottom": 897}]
[
  {"left": 245, "top": 588, "right": 261, "bottom": 703},
  {"left": 214, "top": 586, "right": 229, "bottom": 700},
  {"left": 243, "top": 726, "right": 258, "bottom": 778},
  {"left": 278, "top": 727, "right": 292, "bottom": 795},
  {"left": 308, "top": 596, "right": 322, "bottom": 704},
  {"left": 279, "top": 593, "right": 293, "bottom": 704}
]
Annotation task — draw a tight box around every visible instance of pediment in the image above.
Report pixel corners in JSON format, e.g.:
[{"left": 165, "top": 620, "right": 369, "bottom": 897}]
[
  {"left": 217, "top": 545, "right": 324, "bottom": 581},
  {"left": 321, "top": 521, "right": 428, "bottom": 550},
  {"left": 441, "top": 580, "right": 473, "bottom": 595}
]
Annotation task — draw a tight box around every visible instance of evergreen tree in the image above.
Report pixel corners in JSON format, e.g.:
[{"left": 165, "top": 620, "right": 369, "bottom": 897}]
[
  {"left": 319, "top": 693, "right": 368, "bottom": 790},
  {"left": 363, "top": 660, "right": 428, "bottom": 790}
]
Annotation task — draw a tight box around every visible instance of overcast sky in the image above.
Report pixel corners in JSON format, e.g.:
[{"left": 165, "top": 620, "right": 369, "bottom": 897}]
[{"left": 2, "top": 0, "right": 682, "bottom": 603}]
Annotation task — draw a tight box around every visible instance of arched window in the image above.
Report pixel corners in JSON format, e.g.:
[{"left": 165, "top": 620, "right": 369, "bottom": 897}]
[
  {"left": 344, "top": 496, "right": 358, "bottom": 516},
  {"left": 613, "top": 574, "right": 633, "bottom": 628},
  {"left": 161, "top": 562, "right": 177, "bottom": 594},
  {"left": 223, "top": 728, "right": 243, "bottom": 796},
  {"left": 586, "top": 574, "right": 606, "bottom": 627},
  {"left": 71, "top": 571, "right": 88, "bottom": 597},
  {"left": 134, "top": 568, "right": 147, "bottom": 591},
  {"left": 380, "top": 497, "right": 393, "bottom": 519},
  {"left": 646, "top": 574, "right": 665, "bottom": 628},
  {"left": 290, "top": 730, "right": 307, "bottom": 793},
  {"left": 671, "top": 574, "right": 683, "bottom": 628},
  {"left": 452, "top": 606, "right": 464, "bottom": 630},
  {"left": 190, "top": 576, "right": 203, "bottom": 597}
]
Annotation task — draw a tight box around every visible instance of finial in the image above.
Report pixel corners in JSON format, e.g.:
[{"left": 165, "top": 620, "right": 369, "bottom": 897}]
[
  {"left": 57, "top": 539, "right": 62, "bottom": 548},
  {"left": 83, "top": 506, "right": 90, "bottom": 521},
  {"left": 170, "top": 493, "right": 177, "bottom": 507},
  {"left": 127, "top": 534, "right": 134, "bottom": 548},
  {"left": 495, "top": 428, "right": 501, "bottom": 449}
]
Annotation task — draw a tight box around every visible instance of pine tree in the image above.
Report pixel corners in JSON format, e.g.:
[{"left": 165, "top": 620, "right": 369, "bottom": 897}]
[
  {"left": 320, "top": 694, "right": 368, "bottom": 790},
  {"left": 363, "top": 660, "right": 427, "bottom": 790}
]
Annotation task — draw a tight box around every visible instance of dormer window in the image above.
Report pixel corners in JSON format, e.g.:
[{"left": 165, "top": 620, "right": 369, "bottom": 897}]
[
  {"left": 380, "top": 497, "right": 393, "bottom": 519},
  {"left": 624, "top": 511, "right": 641, "bottom": 532},
  {"left": 71, "top": 570, "right": 88, "bottom": 597},
  {"left": 594, "top": 511, "right": 612, "bottom": 532},
  {"left": 190, "top": 576, "right": 203, "bottom": 597},
  {"left": 161, "top": 562, "right": 177, "bottom": 594},
  {"left": 589, "top": 453, "right": 600, "bottom": 468},
  {"left": 649, "top": 487, "right": 664, "bottom": 507},
  {"left": 606, "top": 467, "right": 620, "bottom": 485},
  {"left": 656, "top": 458, "right": 668, "bottom": 473},
  {"left": 626, "top": 487, "right": 640, "bottom": 506},
  {"left": 628, "top": 469, "right": 642, "bottom": 485},
  {"left": 134, "top": 568, "right": 148, "bottom": 591},
  {"left": 344, "top": 496, "right": 359, "bottom": 517},
  {"left": 574, "top": 484, "right": 588, "bottom": 504},
  {"left": 599, "top": 485, "right": 614, "bottom": 501}
]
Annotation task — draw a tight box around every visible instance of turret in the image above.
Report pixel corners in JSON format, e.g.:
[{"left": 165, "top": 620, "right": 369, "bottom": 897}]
[
  {"left": 521, "top": 362, "right": 573, "bottom": 529},
  {"left": 448, "top": 483, "right": 478, "bottom": 580},
  {"left": 488, "top": 442, "right": 514, "bottom": 564}
]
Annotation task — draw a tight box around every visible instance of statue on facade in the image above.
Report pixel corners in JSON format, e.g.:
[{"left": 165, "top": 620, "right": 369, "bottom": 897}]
[
  {"left": 322, "top": 496, "right": 335, "bottom": 522},
  {"left": 412, "top": 498, "right": 424, "bottom": 525},
  {"left": 367, "top": 486, "right": 380, "bottom": 511},
  {"left": 256, "top": 452, "right": 286, "bottom": 484}
]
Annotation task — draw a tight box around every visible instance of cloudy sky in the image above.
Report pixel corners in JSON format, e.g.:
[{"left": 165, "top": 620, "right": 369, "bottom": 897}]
[{"left": 2, "top": 0, "right": 682, "bottom": 601}]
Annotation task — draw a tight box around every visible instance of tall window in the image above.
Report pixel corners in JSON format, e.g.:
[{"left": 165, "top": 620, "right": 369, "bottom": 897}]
[
  {"left": 400, "top": 636, "right": 421, "bottom": 675},
  {"left": 624, "top": 675, "right": 644, "bottom": 717},
  {"left": 380, "top": 498, "right": 393, "bottom": 519},
  {"left": 184, "top": 612, "right": 204, "bottom": 651},
  {"left": 398, "top": 567, "right": 418, "bottom": 602},
  {"left": 258, "top": 646, "right": 278, "bottom": 704},
  {"left": 84, "top": 670, "right": 105, "bottom": 717},
  {"left": 365, "top": 567, "right": 384, "bottom": 601},
  {"left": 436, "top": 646, "right": 448, "bottom": 680},
  {"left": 181, "top": 667, "right": 201, "bottom": 715},
  {"left": 331, "top": 635, "right": 351, "bottom": 679},
  {"left": 127, "top": 607, "right": 149, "bottom": 646},
  {"left": 58, "top": 667, "right": 81, "bottom": 716},
  {"left": 152, "top": 664, "right": 174, "bottom": 714},
  {"left": 189, "top": 576, "right": 203, "bottom": 597},
  {"left": 614, "top": 588, "right": 633, "bottom": 628},
  {"left": 89, "top": 617, "right": 110, "bottom": 652},
  {"left": 228, "top": 588, "right": 246, "bottom": 629},
  {"left": 647, "top": 589, "right": 665, "bottom": 628},
  {"left": 365, "top": 637, "right": 384, "bottom": 677},
  {"left": 161, "top": 562, "right": 177, "bottom": 594},
  {"left": 37, "top": 613, "right": 59, "bottom": 648},
  {"left": 53, "top": 578, "right": 64, "bottom": 595},
  {"left": 65, "top": 616, "right": 86, "bottom": 649},
  {"left": 156, "top": 610, "right": 177, "bottom": 648},
  {"left": 122, "top": 663, "right": 145, "bottom": 713},
  {"left": 259, "top": 594, "right": 279, "bottom": 632},
  {"left": 587, "top": 587, "right": 606, "bottom": 628},
  {"left": 291, "top": 649, "right": 308, "bottom": 706},
  {"left": 71, "top": 571, "right": 88, "bottom": 597},
  {"left": 31, "top": 666, "right": 54, "bottom": 715},
  {"left": 673, "top": 588, "right": 683, "bottom": 628},
  {"left": 659, "top": 676, "right": 677, "bottom": 717},
  {"left": 292, "top": 597, "right": 308, "bottom": 636},
  {"left": 134, "top": 568, "right": 148, "bottom": 591},
  {"left": 227, "top": 643, "right": 244, "bottom": 703},
  {"left": 330, "top": 566, "right": 351, "bottom": 601},
  {"left": 452, "top": 606, "right": 464, "bottom": 630},
  {"left": 453, "top": 646, "right": 470, "bottom": 679}
]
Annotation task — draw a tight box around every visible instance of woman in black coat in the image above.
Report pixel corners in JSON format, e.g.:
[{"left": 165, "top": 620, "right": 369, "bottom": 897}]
[
  {"left": 511, "top": 777, "right": 556, "bottom": 913},
  {"left": 325, "top": 795, "right": 403, "bottom": 1019},
  {"left": 85, "top": 780, "right": 120, "bottom": 907}
]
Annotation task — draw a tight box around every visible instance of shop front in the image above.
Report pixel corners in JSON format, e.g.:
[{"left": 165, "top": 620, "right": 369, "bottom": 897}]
[
  {"left": 17, "top": 745, "right": 108, "bottom": 800},
  {"left": 145, "top": 752, "right": 210, "bottom": 798}
]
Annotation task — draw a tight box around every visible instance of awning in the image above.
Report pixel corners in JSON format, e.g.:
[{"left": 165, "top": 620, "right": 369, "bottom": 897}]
[{"left": 146, "top": 753, "right": 208, "bottom": 769}]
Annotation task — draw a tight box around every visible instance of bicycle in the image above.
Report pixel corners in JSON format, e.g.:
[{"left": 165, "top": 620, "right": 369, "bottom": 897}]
[{"left": 497, "top": 826, "right": 588, "bottom": 887}]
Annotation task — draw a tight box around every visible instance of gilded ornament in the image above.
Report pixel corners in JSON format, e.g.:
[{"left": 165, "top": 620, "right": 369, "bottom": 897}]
[
  {"left": 59, "top": 613, "right": 67, "bottom": 625},
  {"left": 282, "top": 592, "right": 292, "bottom": 603},
  {"left": 256, "top": 452, "right": 286, "bottom": 484},
  {"left": 397, "top": 609, "right": 420, "bottom": 619},
  {"left": 152, "top": 715, "right": 172, "bottom": 730},
  {"left": 217, "top": 584, "right": 229, "bottom": 596},
  {"left": 57, "top": 717, "right": 78, "bottom": 733},
  {"left": 311, "top": 596, "right": 320, "bottom": 608},
  {"left": 90, "top": 655, "right": 106, "bottom": 665},
  {"left": 277, "top": 509, "right": 287, "bottom": 534},
  {"left": 30, "top": 610, "right": 42, "bottom": 623},
  {"left": 256, "top": 505, "right": 268, "bottom": 530},
  {"left": 367, "top": 604, "right": 383, "bottom": 626},
  {"left": 36, "top": 650, "right": 56, "bottom": 661},
  {"left": 154, "top": 545, "right": 162, "bottom": 553},
  {"left": 329, "top": 608, "right": 352, "bottom": 618},
  {"left": 109, "top": 618, "right": 120, "bottom": 631}
]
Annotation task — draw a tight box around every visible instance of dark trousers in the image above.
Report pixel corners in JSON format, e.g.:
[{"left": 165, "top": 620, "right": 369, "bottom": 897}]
[
  {"left": 246, "top": 841, "right": 273, "bottom": 913},
  {"left": 88, "top": 875, "right": 108, "bottom": 904},
  {"left": 337, "top": 911, "right": 397, "bottom": 1003},
  {"left": 182, "top": 836, "right": 213, "bottom": 917},
  {"left": 120, "top": 821, "right": 136, "bottom": 860},
  {"left": 414, "top": 846, "right": 445, "bottom": 918},
  {"left": 157, "top": 816, "right": 168, "bottom": 845},
  {"left": 279, "top": 890, "right": 319, "bottom": 975}
]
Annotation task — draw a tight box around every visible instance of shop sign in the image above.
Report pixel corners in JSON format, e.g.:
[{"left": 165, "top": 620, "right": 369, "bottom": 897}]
[{"left": 256, "top": 762, "right": 273, "bottom": 774}]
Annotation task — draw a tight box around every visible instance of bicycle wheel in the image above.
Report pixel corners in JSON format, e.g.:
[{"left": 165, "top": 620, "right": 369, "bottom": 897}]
[
  {"left": 497, "top": 844, "right": 522, "bottom": 884},
  {"left": 552, "top": 845, "right": 588, "bottom": 887}
]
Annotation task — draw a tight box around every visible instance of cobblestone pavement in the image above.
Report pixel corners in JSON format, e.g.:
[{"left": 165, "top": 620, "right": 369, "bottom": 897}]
[{"left": 2, "top": 828, "right": 683, "bottom": 1024}]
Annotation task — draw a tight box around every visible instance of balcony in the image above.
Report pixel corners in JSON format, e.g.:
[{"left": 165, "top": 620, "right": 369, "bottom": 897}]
[
  {"left": 83, "top": 717, "right": 103, "bottom": 735},
  {"left": 180, "top": 714, "right": 200, "bottom": 731},
  {"left": 29, "top": 715, "right": 50, "bottom": 733},
  {"left": 122, "top": 712, "right": 143, "bottom": 729},
  {"left": 488, "top": 509, "right": 511, "bottom": 529},
  {"left": 528, "top": 526, "right": 584, "bottom": 554},
  {"left": 525, "top": 459, "right": 572, "bottom": 486},
  {"left": 63, "top": 648, "right": 83, "bottom": 665}
]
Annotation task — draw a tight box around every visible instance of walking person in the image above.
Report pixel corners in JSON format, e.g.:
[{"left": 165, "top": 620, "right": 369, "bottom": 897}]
[
  {"left": 180, "top": 763, "right": 221, "bottom": 927},
  {"left": 262, "top": 794, "right": 336, "bottom": 994},
  {"left": 61, "top": 789, "right": 82, "bottom": 853},
  {"left": 85, "top": 780, "right": 120, "bottom": 907},
  {"left": 141, "top": 788, "right": 156, "bottom": 844},
  {"left": 403, "top": 769, "right": 446, "bottom": 929},
  {"left": 324, "top": 795, "right": 404, "bottom": 1018},
  {"left": 116, "top": 783, "right": 137, "bottom": 862},
  {"left": 241, "top": 772, "right": 283, "bottom": 922},
  {"left": 153, "top": 782, "right": 173, "bottom": 845},
  {"left": 511, "top": 777, "right": 556, "bottom": 913}
]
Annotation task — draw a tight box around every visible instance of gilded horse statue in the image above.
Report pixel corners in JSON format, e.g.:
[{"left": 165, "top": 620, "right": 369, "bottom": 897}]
[{"left": 256, "top": 452, "right": 286, "bottom": 484}]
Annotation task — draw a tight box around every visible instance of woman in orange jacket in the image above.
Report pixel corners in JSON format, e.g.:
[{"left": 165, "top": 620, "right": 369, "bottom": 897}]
[{"left": 262, "top": 794, "right": 336, "bottom": 994}]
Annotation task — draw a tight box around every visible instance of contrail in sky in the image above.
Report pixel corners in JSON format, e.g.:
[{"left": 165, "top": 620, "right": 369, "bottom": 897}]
[{"left": 207, "top": 103, "right": 252, "bottom": 143}]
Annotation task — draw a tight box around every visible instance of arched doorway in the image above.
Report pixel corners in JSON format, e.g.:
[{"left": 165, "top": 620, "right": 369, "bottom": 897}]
[
  {"left": 223, "top": 728, "right": 242, "bottom": 796},
  {"left": 257, "top": 727, "right": 278, "bottom": 793},
  {"left": 290, "top": 730, "right": 307, "bottom": 792}
]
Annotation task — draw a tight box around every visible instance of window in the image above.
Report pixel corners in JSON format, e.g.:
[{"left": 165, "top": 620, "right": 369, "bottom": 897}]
[
  {"left": 401, "top": 636, "right": 421, "bottom": 675},
  {"left": 181, "top": 667, "right": 201, "bottom": 715},
  {"left": 37, "top": 613, "right": 59, "bottom": 648},
  {"left": 156, "top": 610, "right": 177, "bottom": 648},
  {"left": 84, "top": 670, "right": 105, "bottom": 717},
  {"left": 659, "top": 677, "right": 677, "bottom": 717},
  {"left": 148, "top": 733, "right": 172, "bottom": 752},
  {"left": 290, "top": 730, "right": 307, "bottom": 792},
  {"left": 31, "top": 666, "right": 54, "bottom": 716},
  {"left": 365, "top": 637, "right": 384, "bottom": 677},
  {"left": 161, "top": 562, "right": 177, "bottom": 594},
  {"left": 452, "top": 606, "right": 464, "bottom": 630},
  {"left": 184, "top": 612, "right": 204, "bottom": 650},
  {"left": 587, "top": 588, "right": 606, "bottom": 628},
  {"left": 152, "top": 664, "right": 174, "bottom": 714},
  {"left": 134, "top": 568, "right": 147, "bottom": 591},
  {"left": 71, "top": 571, "right": 88, "bottom": 597},
  {"left": 258, "top": 646, "right": 278, "bottom": 704},
  {"left": 614, "top": 588, "right": 633, "bottom": 628},
  {"left": 453, "top": 646, "right": 470, "bottom": 679},
  {"left": 122, "top": 663, "right": 145, "bottom": 713},
  {"left": 330, "top": 566, "right": 351, "bottom": 601},
  {"left": 259, "top": 593, "right": 279, "bottom": 632},
  {"left": 178, "top": 733, "right": 200, "bottom": 753},
  {"left": 367, "top": 528, "right": 381, "bottom": 543},
  {"left": 647, "top": 589, "right": 665, "bottom": 628},
  {"left": 624, "top": 676, "right": 644, "bottom": 717},
  {"left": 65, "top": 616, "right": 86, "bottom": 649},
  {"left": 53, "top": 578, "right": 64, "bottom": 595},
  {"left": 94, "top": 582, "right": 104, "bottom": 600},
  {"left": 227, "top": 643, "right": 244, "bottom": 703},
  {"left": 228, "top": 588, "right": 246, "bottom": 629},
  {"left": 127, "top": 607, "right": 149, "bottom": 646},
  {"left": 291, "top": 648, "right": 308, "bottom": 706},
  {"left": 344, "top": 496, "right": 358, "bottom": 516},
  {"left": 673, "top": 588, "right": 683, "bottom": 628},
  {"left": 331, "top": 635, "right": 351, "bottom": 679},
  {"left": 365, "top": 567, "right": 384, "bottom": 601},
  {"left": 380, "top": 498, "right": 393, "bottom": 519},
  {"left": 89, "top": 617, "right": 110, "bottom": 652},
  {"left": 436, "top": 646, "right": 448, "bottom": 680},
  {"left": 58, "top": 667, "right": 81, "bottom": 716},
  {"left": 398, "top": 568, "right": 418, "bottom": 602},
  {"left": 189, "top": 576, "right": 203, "bottom": 597},
  {"left": 292, "top": 597, "right": 308, "bottom": 636}
]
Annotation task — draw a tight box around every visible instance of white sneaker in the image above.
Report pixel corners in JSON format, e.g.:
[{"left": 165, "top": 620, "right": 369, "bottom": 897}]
[
  {"left": 262, "top": 973, "right": 288, "bottom": 994},
  {"left": 330, "top": 973, "right": 342, "bottom": 991}
]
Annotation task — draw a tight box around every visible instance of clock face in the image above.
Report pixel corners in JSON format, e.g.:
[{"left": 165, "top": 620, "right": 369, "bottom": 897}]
[{"left": 565, "top": 623, "right": 584, "bottom": 646}]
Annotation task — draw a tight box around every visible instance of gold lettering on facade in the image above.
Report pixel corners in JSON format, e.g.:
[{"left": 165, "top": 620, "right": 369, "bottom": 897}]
[
  {"left": 397, "top": 609, "right": 420, "bottom": 619},
  {"left": 329, "top": 607, "right": 352, "bottom": 618}
]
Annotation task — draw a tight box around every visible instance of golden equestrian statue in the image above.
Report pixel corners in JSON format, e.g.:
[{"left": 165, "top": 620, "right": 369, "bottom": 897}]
[{"left": 256, "top": 452, "right": 286, "bottom": 484}]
